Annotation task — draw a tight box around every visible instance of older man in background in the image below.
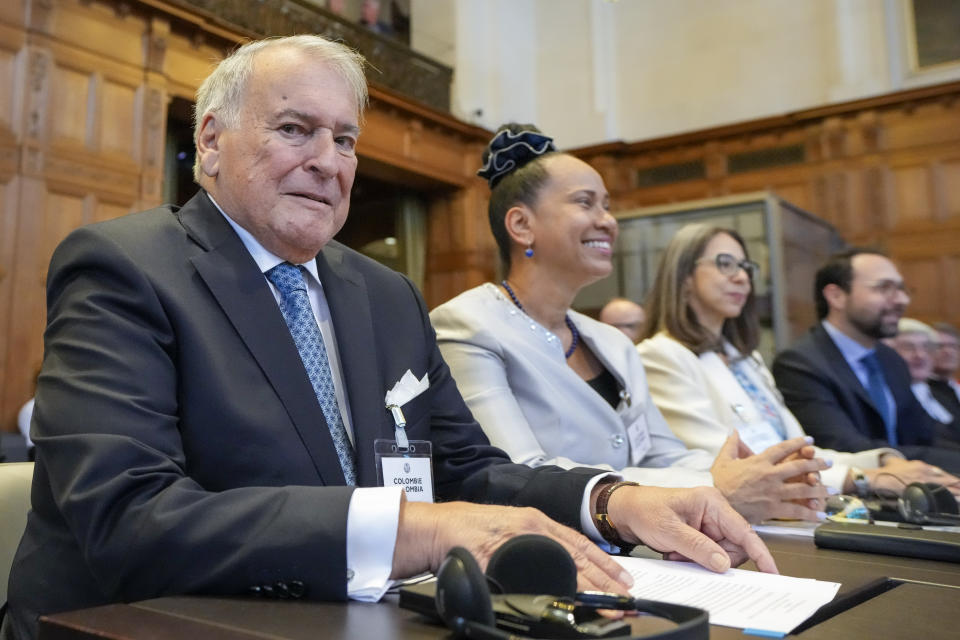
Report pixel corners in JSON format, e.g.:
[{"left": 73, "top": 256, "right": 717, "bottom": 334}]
[
  {"left": 598, "top": 297, "right": 646, "bottom": 344},
  {"left": 929, "top": 322, "right": 960, "bottom": 421},
  {"left": 889, "top": 318, "right": 960, "bottom": 447}
]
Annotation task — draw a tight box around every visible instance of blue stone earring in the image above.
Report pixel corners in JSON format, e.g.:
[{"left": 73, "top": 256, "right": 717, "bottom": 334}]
[{"left": 525, "top": 245, "right": 534, "bottom": 258}]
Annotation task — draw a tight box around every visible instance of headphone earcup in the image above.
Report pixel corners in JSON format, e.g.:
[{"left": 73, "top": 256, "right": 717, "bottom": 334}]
[
  {"left": 924, "top": 482, "right": 959, "bottom": 516},
  {"left": 899, "top": 482, "right": 935, "bottom": 523},
  {"left": 899, "top": 483, "right": 928, "bottom": 523},
  {"left": 436, "top": 546, "right": 495, "bottom": 634},
  {"left": 486, "top": 534, "right": 577, "bottom": 597}
]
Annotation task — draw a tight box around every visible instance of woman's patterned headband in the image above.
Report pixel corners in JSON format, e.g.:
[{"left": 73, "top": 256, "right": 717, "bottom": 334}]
[{"left": 477, "top": 129, "right": 556, "bottom": 188}]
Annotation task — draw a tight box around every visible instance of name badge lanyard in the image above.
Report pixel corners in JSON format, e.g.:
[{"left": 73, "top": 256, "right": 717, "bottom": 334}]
[{"left": 375, "top": 403, "right": 434, "bottom": 502}]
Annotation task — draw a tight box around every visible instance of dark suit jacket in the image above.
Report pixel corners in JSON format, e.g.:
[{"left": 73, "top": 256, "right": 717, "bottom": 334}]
[
  {"left": 771, "top": 324, "right": 960, "bottom": 473},
  {"left": 4, "top": 192, "right": 601, "bottom": 639}
]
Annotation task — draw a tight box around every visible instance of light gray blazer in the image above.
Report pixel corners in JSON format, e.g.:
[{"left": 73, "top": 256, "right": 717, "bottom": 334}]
[
  {"left": 430, "top": 284, "right": 715, "bottom": 488},
  {"left": 637, "top": 332, "right": 898, "bottom": 489}
]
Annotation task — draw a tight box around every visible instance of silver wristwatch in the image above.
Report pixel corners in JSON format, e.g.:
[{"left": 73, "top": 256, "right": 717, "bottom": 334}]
[{"left": 850, "top": 467, "right": 870, "bottom": 497}]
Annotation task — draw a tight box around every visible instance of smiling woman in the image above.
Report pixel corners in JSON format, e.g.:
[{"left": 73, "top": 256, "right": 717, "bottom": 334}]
[
  {"left": 428, "top": 124, "right": 721, "bottom": 493},
  {"left": 428, "top": 125, "right": 833, "bottom": 526}
]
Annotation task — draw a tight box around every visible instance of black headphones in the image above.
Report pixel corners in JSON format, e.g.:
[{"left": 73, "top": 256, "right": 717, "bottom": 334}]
[
  {"left": 898, "top": 482, "right": 960, "bottom": 526},
  {"left": 434, "top": 534, "right": 709, "bottom": 640}
]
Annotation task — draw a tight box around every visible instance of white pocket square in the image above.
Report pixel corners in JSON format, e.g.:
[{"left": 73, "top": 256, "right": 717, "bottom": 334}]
[{"left": 385, "top": 369, "right": 429, "bottom": 408}]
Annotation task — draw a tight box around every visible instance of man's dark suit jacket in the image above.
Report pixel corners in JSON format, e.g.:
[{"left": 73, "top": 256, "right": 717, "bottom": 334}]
[
  {"left": 925, "top": 379, "right": 960, "bottom": 447},
  {"left": 4, "top": 192, "right": 602, "bottom": 639},
  {"left": 771, "top": 324, "right": 960, "bottom": 473}
]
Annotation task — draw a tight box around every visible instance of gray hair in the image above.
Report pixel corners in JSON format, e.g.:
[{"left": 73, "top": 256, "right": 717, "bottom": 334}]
[
  {"left": 897, "top": 317, "right": 936, "bottom": 339},
  {"left": 192, "top": 35, "right": 368, "bottom": 181}
]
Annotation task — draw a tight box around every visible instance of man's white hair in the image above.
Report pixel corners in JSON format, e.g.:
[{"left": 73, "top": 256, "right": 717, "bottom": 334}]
[
  {"left": 897, "top": 317, "right": 936, "bottom": 339},
  {"left": 192, "top": 35, "right": 368, "bottom": 181}
]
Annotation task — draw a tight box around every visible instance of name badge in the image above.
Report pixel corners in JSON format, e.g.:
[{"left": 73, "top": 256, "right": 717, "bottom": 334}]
[
  {"left": 627, "top": 414, "right": 652, "bottom": 464},
  {"left": 374, "top": 439, "right": 434, "bottom": 503}
]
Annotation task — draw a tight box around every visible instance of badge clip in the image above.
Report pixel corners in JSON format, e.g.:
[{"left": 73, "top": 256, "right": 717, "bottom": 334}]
[{"left": 386, "top": 404, "right": 409, "bottom": 449}]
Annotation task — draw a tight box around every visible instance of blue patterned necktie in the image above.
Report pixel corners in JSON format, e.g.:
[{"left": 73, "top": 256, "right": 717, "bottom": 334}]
[
  {"left": 861, "top": 351, "right": 897, "bottom": 447},
  {"left": 267, "top": 262, "right": 357, "bottom": 484}
]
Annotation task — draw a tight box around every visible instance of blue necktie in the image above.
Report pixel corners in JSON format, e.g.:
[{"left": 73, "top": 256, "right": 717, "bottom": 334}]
[
  {"left": 267, "top": 262, "right": 357, "bottom": 484},
  {"left": 861, "top": 351, "right": 898, "bottom": 447}
]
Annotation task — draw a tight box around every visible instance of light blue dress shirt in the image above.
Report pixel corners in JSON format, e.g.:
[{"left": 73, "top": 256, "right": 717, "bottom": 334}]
[{"left": 821, "top": 320, "right": 897, "bottom": 431}]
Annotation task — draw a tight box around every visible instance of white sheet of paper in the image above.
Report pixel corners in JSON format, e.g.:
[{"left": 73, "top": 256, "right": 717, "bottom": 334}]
[
  {"left": 614, "top": 557, "right": 840, "bottom": 635},
  {"left": 751, "top": 521, "right": 820, "bottom": 538}
]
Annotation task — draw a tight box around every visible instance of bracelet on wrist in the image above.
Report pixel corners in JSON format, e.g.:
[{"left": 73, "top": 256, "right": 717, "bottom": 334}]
[{"left": 593, "top": 480, "right": 640, "bottom": 551}]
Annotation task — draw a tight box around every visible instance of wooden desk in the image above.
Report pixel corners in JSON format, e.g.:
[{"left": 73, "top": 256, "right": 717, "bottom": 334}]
[{"left": 38, "top": 535, "right": 960, "bottom": 640}]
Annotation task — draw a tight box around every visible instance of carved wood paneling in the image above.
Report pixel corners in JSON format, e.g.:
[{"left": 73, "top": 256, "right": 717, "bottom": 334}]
[
  {"left": 0, "top": 47, "right": 15, "bottom": 132},
  {"left": 0, "top": 175, "right": 15, "bottom": 424},
  {"left": 891, "top": 163, "right": 933, "bottom": 226},
  {"left": 572, "top": 82, "right": 960, "bottom": 330},
  {"left": 100, "top": 79, "right": 139, "bottom": 159},
  {"left": 51, "top": 64, "right": 89, "bottom": 145},
  {"left": 0, "top": 0, "right": 489, "bottom": 433}
]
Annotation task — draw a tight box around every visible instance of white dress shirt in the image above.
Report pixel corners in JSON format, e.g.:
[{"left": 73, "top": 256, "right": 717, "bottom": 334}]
[{"left": 912, "top": 382, "right": 954, "bottom": 424}]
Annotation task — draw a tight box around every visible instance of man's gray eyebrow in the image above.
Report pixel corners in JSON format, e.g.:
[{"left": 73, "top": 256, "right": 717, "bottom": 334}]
[{"left": 271, "top": 109, "right": 361, "bottom": 135}]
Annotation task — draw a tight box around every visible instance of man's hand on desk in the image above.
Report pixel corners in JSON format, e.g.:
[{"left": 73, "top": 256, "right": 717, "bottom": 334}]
[
  {"left": 390, "top": 499, "right": 635, "bottom": 595},
  {"left": 389, "top": 484, "right": 779, "bottom": 596},
  {"left": 869, "top": 458, "right": 960, "bottom": 498},
  {"left": 604, "top": 485, "right": 779, "bottom": 575},
  {"left": 710, "top": 433, "right": 830, "bottom": 523}
]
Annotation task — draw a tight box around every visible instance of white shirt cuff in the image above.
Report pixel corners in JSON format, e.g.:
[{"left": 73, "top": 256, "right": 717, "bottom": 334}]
[
  {"left": 579, "top": 472, "right": 621, "bottom": 551},
  {"left": 346, "top": 486, "right": 403, "bottom": 602}
]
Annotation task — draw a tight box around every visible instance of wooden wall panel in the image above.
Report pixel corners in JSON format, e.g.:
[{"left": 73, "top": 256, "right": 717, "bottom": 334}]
[
  {"left": 0, "top": 176, "right": 15, "bottom": 421},
  {"left": 42, "top": 190, "right": 88, "bottom": 256},
  {"left": 897, "top": 258, "right": 941, "bottom": 320},
  {"left": 0, "top": 48, "right": 14, "bottom": 131},
  {"left": 573, "top": 82, "right": 960, "bottom": 330},
  {"left": 162, "top": 33, "right": 223, "bottom": 100},
  {"left": 99, "top": 79, "right": 138, "bottom": 159},
  {"left": 891, "top": 164, "right": 933, "bottom": 226},
  {"left": 938, "top": 158, "right": 960, "bottom": 218},
  {"left": 947, "top": 256, "right": 960, "bottom": 320},
  {"left": 48, "top": 0, "right": 146, "bottom": 67},
  {"left": 50, "top": 65, "right": 91, "bottom": 145}
]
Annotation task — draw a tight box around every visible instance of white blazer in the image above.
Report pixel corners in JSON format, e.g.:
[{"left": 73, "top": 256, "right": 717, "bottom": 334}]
[
  {"left": 430, "top": 284, "right": 715, "bottom": 488},
  {"left": 637, "top": 332, "right": 898, "bottom": 489}
]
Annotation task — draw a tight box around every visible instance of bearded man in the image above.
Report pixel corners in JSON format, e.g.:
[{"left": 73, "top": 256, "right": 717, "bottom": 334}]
[{"left": 772, "top": 249, "right": 960, "bottom": 473}]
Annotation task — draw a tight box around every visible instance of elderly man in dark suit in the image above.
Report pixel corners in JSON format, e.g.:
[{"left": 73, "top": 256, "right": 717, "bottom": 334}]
[
  {"left": 3, "top": 36, "right": 778, "bottom": 639},
  {"left": 773, "top": 248, "right": 960, "bottom": 479}
]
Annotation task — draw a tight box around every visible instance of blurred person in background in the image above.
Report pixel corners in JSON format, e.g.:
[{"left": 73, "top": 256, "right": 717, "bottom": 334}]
[
  {"left": 599, "top": 297, "right": 646, "bottom": 344},
  {"left": 637, "top": 224, "right": 957, "bottom": 498}
]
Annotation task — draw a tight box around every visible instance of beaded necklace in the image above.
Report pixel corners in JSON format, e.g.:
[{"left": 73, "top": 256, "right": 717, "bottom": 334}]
[{"left": 501, "top": 280, "right": 579, "bottom": 359}]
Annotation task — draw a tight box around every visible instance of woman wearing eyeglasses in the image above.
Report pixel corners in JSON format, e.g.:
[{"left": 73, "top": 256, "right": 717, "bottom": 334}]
[
  {"left": 636, "top": 223, "right": 955, "bottom": 494},
  {"left": 430, "top": 124, "right": 831, "bottom": 523}
]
